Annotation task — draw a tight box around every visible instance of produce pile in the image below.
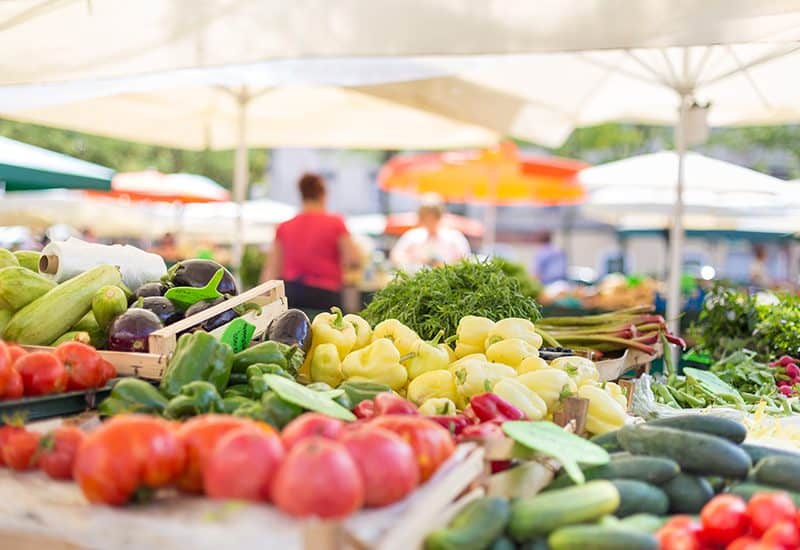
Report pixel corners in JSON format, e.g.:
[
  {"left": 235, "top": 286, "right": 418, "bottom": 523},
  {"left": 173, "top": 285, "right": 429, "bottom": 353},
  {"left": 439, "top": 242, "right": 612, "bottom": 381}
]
[{"left": 427, "top": 415, "right": 800, "bottom": 550}]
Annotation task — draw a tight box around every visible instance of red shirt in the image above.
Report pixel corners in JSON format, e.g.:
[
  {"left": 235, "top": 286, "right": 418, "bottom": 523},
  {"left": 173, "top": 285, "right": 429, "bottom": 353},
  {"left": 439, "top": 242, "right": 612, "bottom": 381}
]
[{"left": 275, "top": 211, "right": 349, "bottom": 291}]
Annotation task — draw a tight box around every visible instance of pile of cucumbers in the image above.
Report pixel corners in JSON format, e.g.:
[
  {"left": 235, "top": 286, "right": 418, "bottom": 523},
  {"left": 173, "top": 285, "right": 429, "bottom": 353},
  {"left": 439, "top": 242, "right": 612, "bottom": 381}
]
[{"left": 427, "top": 414, "right": 800, "bottom": 550}]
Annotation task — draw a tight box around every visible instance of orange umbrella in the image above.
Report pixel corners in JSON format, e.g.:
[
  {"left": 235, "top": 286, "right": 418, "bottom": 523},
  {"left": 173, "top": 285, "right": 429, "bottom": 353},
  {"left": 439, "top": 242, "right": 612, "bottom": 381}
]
[
  {"left": 379, "top": 142, "right": 587, "bottom": 206},
  {"left": 385, "top": 212, "right": 484, "bottom": 238},
  {"left": 87, "top": 170, "right": 230, "bottom": 203}
]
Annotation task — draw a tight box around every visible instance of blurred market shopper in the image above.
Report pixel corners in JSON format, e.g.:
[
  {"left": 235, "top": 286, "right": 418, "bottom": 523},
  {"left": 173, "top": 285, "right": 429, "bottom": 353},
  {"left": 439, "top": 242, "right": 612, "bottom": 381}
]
[
  {"left": 262, "top": 173, "right": 360, "bottom": 311},
  {"left": 532, "top": 232, "right": 567, "bottom": 284},
  {"left": 390, "top": 194, "right": 470, "bottom": 273}
]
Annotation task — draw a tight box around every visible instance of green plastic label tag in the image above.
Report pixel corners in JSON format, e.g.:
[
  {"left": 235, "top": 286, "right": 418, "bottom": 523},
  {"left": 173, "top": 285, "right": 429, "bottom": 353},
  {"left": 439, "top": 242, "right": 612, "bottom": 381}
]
[
  {"left": 220, "top": 318, "right": 256, "bottom": 352},
  {"left": 165, "top": 268, "right": 224, "bottom": 308}
]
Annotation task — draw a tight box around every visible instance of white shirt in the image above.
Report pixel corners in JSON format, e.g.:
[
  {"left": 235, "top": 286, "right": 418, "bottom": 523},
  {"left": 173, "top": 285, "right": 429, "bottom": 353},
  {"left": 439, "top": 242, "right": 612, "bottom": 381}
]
[{"left": 390, "top": 227, "right": 471, "bottom": 272}]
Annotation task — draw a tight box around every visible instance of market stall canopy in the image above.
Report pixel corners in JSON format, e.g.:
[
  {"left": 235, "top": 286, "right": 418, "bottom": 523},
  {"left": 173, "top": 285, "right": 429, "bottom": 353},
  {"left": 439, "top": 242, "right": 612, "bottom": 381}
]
[
  {"left": 578, "top": 152, "right": 799, "bottom": 218},
  {"left": 1, "top": 1, "right": 799, "bottom": 86},
  {"left": 94, "top": 170, "right": 230, "bottom": 203},
  {"left": 0, "top": 136, "right": 113, "bottom": 191}
]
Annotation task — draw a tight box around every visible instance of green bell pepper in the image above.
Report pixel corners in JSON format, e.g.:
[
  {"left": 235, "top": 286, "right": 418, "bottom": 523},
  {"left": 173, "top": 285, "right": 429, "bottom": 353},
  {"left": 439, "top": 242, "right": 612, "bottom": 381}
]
[
  {"left": 159, "top": 332, "right": 233, "bottom": 398},
  {"left": 339, "top": 380, "right": 393, "bottom": 406},
  {"left": 223, "top": 384, "right": 253, "bottom": 399},
  {"left": 233, "top": 391, "right": 303, "bottom": 429},
  {"left": 232, "top": 341, "right": 290, "bottom": 374},
  {"left": 245, "top": 363, "right": 291, "bottom": 398},
  {"left": 98, "top": 378, "right": 169, "bottom": 416},
  {"left": 164, "top": 381, "right": 224, "bottom": 419},
  {"left": 308, "top": 382, "right": 353, "bottom": 410},
  {"left": 221, "top": 395, "right": 253, "bottom": 414}
]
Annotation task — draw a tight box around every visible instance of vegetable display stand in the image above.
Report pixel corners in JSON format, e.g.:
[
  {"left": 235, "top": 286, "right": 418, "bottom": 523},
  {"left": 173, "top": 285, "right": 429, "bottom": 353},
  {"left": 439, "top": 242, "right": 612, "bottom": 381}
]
[
  {"left": 596, "top": 342, "right": 662, "bottom": 382},
  {"left": 0, "top": 382, "right": 115, "bottom": 424},
  {"left": 22, "top": 280, "right": 287, "bottom": 381},
  {"left": 0, "top": 438, "right": 484, "bottom": 550}
]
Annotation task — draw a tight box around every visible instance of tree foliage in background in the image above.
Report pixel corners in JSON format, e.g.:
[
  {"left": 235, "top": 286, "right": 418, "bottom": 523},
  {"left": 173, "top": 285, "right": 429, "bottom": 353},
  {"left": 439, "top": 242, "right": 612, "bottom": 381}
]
[{"left": 0, "top": 119, "right": 267, "bottom": 189}]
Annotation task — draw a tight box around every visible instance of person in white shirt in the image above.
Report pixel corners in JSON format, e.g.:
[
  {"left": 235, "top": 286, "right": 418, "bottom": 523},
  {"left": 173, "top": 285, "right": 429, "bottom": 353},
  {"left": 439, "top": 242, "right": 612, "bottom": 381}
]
[{"left": 390, "top": 195, "right": 471, "bottom": 272}]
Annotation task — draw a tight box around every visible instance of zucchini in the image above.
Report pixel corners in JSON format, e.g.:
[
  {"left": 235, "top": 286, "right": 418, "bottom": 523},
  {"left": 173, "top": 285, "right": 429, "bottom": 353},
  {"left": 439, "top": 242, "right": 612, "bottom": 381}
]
[
  {"left": 92, "top": 285, "right": 128, "bottom": 330},
  {"left": 0, "top": 249, "right": 18, "bottom": 269},
  {"left": 4, "top": 265, "right": 122, "bottom": 345},
  {"left": 517, "top": 540, "right": 548, "bottom": 550},
  {"left": 617, "top": 424, "right": 751, "bottom": 479},
  {"left": 13, "top": 250, "right": 41, "bottom": 272},
  {"left": 647, "top": 415, "right": 747, "bottom": 444},
  {"left": 508, "top": 480, "right": 620, "bottom": 541},
  {"left": 611, "top": 479, "right": 669, "bottom": 518},
  {"left": 546, "top": 455, "right": 679, "bottom": 490},
  {"left": 753, "top": 455, "right": 800, "bottom": 492},
  {"left": 0, "top": 267, "right": 56, "bottom": 311},
  {"left": 50, "top": 331, "right": 91, "bottom": 346},
  {"left": 548, "top": 525, "right": 658, "bottom": 550},
  {"left": 590, "top": 430, "right": 623, "bottom": 453},
  {"left": 488, "top": 537, "right": 514, "bottom": 550},
  {"left": 742, "top": 443, "right": 800, "bottom": 464},
  {"left": 661, "top": 473, "right": 714, "bottom": 513},
  {"left": 0, "top": 309, "right": 11, "bottom": 336},
  {"left": 425, "top": 496, "right": 510, "bottom": 550},
  {"left": 728, "top": 482, "right": 800, "bottom": 506},
  {"left": 619, "top": 514, "right": 666, "bottom": 534}
]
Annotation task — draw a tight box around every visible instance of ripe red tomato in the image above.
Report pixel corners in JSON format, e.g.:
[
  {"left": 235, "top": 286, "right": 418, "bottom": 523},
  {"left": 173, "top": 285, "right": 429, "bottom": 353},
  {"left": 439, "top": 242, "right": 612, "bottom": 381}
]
[
  {"left": 73, "top": 415, "right": 185, "bottom": 505},
  {"left": 700, "top": 494, "right": 750, "bottom": 547},
  {"left": 747, "top": 492, "right": 797, "bottom": 536},
  {"left": 0, "top": 341, "right": 14, "bottom": 398},
  {"left": 663, "top": 516, "right": 703, "bottom": 533},
  {"left": 0, "top": 424, "right": 25, "bottom": 466},
  {"left": 2, "top": 369, "right": 23, "bottom": 400},
  {"left": 54, "top": 342, "right": 104, "bottom": 391},
  {"left": 726, "top": 536, "right": 763, "bottom": 550},
  {"left": 372, "top": 392, "right": 419, "bottom": 416},
  {"left": 2, "top": 430, "right": 40, "bottom": 471},
  {"left": 656, "top": 526, "right": 700, "bottom": 550},
  {"left": 7, "top": 344, "right": 27, "bottom": 366},
  {"left": 369, "top": 415, "right": 455, "bottom": 481},
  {"left": 340, "top": 425, "right": 419, "bottom": 507},
  {"left": 99, "top": 359, "right": 116, "bottom": 385},
  {"left": 272, "top": 436, "right": 364, "bottom": 518},
  {"left": 16, "top": 351, "right": 68, "bottom": 396},
  {"left": 203, "top": 425, "right": 284, "bottom": 501},
  {"left": 281, "top": 413, "right": 344, "bottom": 450},
  {"left": 37, "top": 425, "right": 86, "bottom": 480},
  {"left": 176, "top": 414, "right": 255, "bottom": 492},
  {"left": 762, "top": 520, "right": 800, "bottom": 549}
]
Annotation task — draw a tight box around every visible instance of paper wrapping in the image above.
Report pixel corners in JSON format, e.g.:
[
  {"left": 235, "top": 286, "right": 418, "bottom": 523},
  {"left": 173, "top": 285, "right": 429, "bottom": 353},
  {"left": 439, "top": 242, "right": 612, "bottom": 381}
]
[{"left": 41, "top": 238, "right": 167, "bottom": 291}]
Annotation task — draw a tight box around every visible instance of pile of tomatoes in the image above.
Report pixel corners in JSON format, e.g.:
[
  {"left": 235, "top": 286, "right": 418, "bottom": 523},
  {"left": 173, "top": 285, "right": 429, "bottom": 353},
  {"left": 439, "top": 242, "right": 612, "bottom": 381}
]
[
  {"left": 657, "top": 492, "right": 800, "bottom": 550},
  {"left": 0, "top": 340, "right": 115, "bottom": 399},
  {"left": 0, "top": 411, "right": 455, "bottom": 519}
]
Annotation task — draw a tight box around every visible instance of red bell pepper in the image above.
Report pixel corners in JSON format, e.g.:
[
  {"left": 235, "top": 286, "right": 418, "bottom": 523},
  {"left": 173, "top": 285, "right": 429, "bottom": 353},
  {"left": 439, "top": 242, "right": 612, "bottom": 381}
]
[
  {"left": 353, "top": 399, "right": 375, "bottom": 419},
  {"left": 372, "top": 392, "right": 418, "bottom": 416},
  {"left": 462, "top": 404, "right": 480, "bottom": 425},
  {"left": 458, "top": 421, "right": 505, "bottom": 442},
  {"left": 470, "top": 393, "right": 525, "bottom": 423},
  {"left": 426, "top": 415, "right": 470, "bottom": 436}
]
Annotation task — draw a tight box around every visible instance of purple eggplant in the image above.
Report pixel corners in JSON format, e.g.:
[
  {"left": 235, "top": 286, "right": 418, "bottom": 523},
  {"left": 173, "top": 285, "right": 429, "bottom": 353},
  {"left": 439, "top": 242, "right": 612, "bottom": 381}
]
[
  {"left": 167, "top": 259, "right": 238, "bottom": 296},
  {"left": 267, "top": 309, "right": 311, "bottom": 352},
  {"left": 140, "top": 296, "right": 184, "bottom": 326},
  {"left": 185, "top": 297, "right": 239, "bottom": 332},
  {"left": 107, "top": 308, "right": 164, "bottom": 353}
]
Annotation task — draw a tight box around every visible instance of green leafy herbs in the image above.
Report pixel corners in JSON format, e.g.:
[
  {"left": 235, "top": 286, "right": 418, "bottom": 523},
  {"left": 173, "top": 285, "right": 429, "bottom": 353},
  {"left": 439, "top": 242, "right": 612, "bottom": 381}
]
[{"left": 361, "top": 259, "right": 542, "bottom": 340}]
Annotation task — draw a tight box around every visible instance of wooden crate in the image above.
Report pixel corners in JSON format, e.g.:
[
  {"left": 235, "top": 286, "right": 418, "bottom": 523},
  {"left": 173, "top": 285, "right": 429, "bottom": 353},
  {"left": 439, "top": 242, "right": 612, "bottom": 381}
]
[
  {"left": 596, "top": 342, "right": 662, "bottom": 382},
  {"left": 23, "top": 280, "right": 287, "bottom": 380}
]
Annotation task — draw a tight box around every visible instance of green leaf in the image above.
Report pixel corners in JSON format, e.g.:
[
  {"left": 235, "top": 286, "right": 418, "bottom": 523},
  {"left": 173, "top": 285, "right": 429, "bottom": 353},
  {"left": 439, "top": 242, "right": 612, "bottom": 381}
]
[
  {"left": 502, "top": 421, "right": 610, "bottom": 484},
  {"left": 263, "top": 374, "right": 355, "bottom": 421},
  {"left": 219, "top": 318, "right": 256, "bottom": 353},
  {"left": 165, "top": 268, "right": 225, "bottom": 309}
]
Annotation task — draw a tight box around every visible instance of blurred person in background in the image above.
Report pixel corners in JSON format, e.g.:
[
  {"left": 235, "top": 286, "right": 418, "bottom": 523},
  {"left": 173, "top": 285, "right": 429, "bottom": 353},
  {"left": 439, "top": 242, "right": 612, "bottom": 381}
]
[
  {"left": 750, "top": 243, "right": 771, "bottom": 288},
  {"left": 532, "top": 232, "right": 567, "bottom": 284},
  {"left": 390, "top": 194, "right": 470, "bottom": 272},
  {"left": 262, "top": 173, "right": 361, "bottom": 311}
]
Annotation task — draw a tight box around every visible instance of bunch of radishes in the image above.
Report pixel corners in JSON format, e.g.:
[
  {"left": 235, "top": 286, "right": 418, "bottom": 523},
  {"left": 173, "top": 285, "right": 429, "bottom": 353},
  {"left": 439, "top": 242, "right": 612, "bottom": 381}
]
[{"left": 769, "top": 355, "right": 800, "bottom": 397}]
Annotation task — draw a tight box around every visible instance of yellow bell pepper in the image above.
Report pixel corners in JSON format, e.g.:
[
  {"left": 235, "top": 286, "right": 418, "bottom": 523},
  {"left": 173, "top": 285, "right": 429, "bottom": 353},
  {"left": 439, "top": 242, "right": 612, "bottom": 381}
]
[
  {"left": 372, "top": 319, "right": 420, "bottom": 356},
  {"left": 578, "top": 384, "right": 627, "bottom": 435},
  {"left": 516, "top": 369, "right": 577, "bottom": 412},
  {"left": 484, "top": 318, "right": 543, "bottom": 349},
  {"left": 454, "top": 316, "right": 495, "bottom": 358},
  {"left": 492, "top": 378, "right": 547, "bottom": 420},
  {"left": 299, "top": 307, "right": 357, "bottom": 378},
  {"left": 486, "top": 338, "right": 539, "bottom": 368},
  {"left": 450, "top": 355, "right": 516, "bottom": 402},
  {"left": 418, "top": 398, "right": 457, "bottom": 416},
  {"left": 603, "top": 382, "right": 629, "bottom": 409},
  {"left": 550, "top": 356, "right": 600, "bottom": 387},
  {"left": 342, "top": 339, "right": 408, "bottom": 391},
  {"left": 405, "top": 331, "right": 451, "bottom": 380},
  {"left": 344, "top": 313, "right": 372, "bottom": 350},
  {"left": 406, "top": 369, "right": 458, "bottom": 406},
  {"left": 516, "top": 356, "right": 549, "bottom": 374},
  {"left": 309, "top": 343, "right": 344, "bottom": 387}
]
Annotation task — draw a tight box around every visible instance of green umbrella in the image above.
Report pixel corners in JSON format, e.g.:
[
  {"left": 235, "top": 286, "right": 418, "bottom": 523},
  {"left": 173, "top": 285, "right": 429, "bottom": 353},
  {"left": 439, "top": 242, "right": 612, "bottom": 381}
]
[{"left": 0, "top": 136, "right": 113, "bottom": 191}]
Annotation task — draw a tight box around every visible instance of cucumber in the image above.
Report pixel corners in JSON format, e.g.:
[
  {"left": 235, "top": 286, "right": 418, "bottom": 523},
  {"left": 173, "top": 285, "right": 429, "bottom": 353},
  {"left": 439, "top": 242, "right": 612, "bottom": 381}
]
[
  {"left": 591, "top": 430, "right": 623, "bottom": 453},
  {"left": 661, "top": 473, "right": 714, "bottom": 513},
  {"left": 4, "top": 265, "right": 122, "bottom": 345},
  {"left": 611, "top": 479, "right": 669, "bottom": 518},
  {"left": 619, "top": 514, "right": 666, "bottom": 534},
  {"left": 13, "top": 251, "right": 41, "bottom": 272},
  {"left": 546, "top": 455, "right": 679, "bottom": 490},
  {"left": 647, "top": 415, "right": 747, "bottom": 444},
  {"left": 753, "top": 455, "right": 800, "bottom": 492},
  {"left": 425, "top": 497, "right": 510, "bottom": 550},
  {"left": 0, "top": 309, "right": 11, "bottom": 336},
  {"left": 548, "top": 525, "right": 658, "bottom": 550},
  {"left": 0, "top": 249, "right": 19, "bottom": 269},
  {"left": 508, "top": 480, "right": 620, "bottom": 541},
  {"left": 488, "top": 537, "right": 514, "bottom": 550},
  {"left": 742, "top": 443, "right": 800, "bottom": 464},
  {"left": 0, "top": 267, "right": 56, "bottom": 311},
  {"left": 518, "top": 540, "right": 548, "bottom": 550},
  {"left": 728, "top": 482, "right": 800, "bottom": 506},
  {"left": 92, "top": 285, "right": 128, "bottom": 330},
  {"left": 72, "top": 311, "right": 99, "bottom": 332},
  {"left": 617, "top": 424, "right": 751, "bottom": 479}
]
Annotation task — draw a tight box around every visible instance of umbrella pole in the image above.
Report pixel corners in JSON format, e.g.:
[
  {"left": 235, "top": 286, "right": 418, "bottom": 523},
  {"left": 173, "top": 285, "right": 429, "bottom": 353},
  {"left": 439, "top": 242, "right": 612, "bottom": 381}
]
[
  {"left": 231, "top": 90, "right": 249, "bottom": 276},
  {"left": 666, "top": 95, "right": 690, "bottom": 336}
]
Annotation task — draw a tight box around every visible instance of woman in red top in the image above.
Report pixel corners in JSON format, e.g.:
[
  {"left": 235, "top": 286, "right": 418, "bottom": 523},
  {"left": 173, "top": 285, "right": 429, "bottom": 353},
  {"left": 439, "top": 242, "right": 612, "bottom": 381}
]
[{"left": 262, "top": 173, "right": 360, "bottom": 311}]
